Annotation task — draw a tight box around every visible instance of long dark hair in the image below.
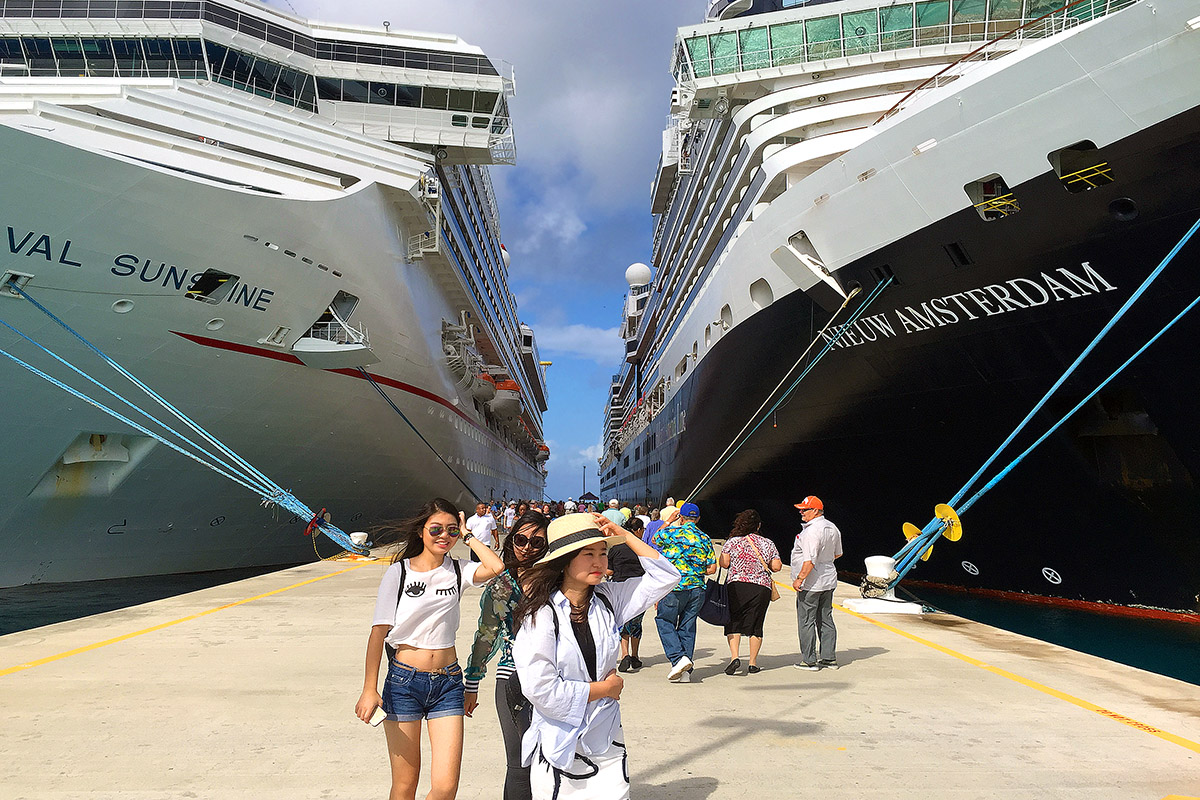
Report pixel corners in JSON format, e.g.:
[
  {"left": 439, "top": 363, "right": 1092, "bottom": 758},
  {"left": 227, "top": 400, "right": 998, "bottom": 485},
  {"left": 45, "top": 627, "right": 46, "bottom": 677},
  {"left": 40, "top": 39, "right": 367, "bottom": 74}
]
[
  {"left": 729, "top": 509, "right": 761, "bottom": 540},
  {"left": 514, "top": 550, "right": 594, "bottom": 626},
  {"left": 502, "top": 510, "right": 549, "bottom": 574},
  {"left": 373, "top": 497, "right": 461, "bottom": 564}
]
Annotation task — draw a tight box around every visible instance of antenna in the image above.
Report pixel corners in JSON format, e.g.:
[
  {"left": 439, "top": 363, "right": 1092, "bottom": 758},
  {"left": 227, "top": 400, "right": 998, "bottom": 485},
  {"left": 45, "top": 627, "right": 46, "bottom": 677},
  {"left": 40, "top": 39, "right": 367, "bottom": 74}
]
[{"left": 383, "top": 21, "right": 391, "bottom": 33}]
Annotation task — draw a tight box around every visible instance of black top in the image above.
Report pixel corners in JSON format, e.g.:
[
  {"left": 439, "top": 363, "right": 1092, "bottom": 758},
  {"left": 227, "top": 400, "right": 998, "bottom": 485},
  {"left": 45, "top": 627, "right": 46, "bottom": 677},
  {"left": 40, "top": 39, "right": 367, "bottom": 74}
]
[
  {"left": 607, "top": 543, "right": 645, "bottom": 582},
  {"left": 570, "top": 616, "right": 598, "bottom": 681}
]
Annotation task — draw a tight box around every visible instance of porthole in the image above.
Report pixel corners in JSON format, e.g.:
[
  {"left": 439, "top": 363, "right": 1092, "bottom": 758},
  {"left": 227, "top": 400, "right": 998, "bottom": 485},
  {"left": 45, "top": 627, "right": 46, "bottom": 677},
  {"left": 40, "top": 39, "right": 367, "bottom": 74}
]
[
  {"left": 111, "top": 299, "right": 134, "bottom": 314},
  {"left": 749, "top": 278, "right": 774, "bottom": 309}
]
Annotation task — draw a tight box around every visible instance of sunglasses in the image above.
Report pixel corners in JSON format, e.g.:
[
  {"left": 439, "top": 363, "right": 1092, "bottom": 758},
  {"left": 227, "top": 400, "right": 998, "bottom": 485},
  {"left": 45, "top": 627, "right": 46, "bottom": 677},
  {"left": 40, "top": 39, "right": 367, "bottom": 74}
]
[
  {"left": 426, "top": 525, "right": 461, "bottom": 538},
  {"left": 512, "top": 533, "right": 546, "bottom": 549}
]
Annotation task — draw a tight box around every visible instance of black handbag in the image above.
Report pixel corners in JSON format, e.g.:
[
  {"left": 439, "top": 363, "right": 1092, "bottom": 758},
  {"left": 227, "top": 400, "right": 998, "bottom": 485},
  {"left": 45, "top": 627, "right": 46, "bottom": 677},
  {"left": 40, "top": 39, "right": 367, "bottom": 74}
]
[{"left": 698, "top": 567, "right": 731, "bottom": 626}]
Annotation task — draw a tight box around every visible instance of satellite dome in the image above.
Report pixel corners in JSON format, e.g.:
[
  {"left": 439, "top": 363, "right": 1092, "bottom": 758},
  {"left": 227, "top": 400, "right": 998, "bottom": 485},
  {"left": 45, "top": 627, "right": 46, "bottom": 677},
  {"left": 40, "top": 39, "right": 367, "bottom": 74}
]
[{"left": 625, "top": 262, "right": 652, "bottom": 287}]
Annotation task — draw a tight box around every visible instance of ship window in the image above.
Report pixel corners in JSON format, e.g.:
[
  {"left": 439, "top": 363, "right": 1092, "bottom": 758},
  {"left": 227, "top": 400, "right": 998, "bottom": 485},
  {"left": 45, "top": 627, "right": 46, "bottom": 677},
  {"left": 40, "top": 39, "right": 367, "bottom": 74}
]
[
  {"left": 449, "top": 89, "right": 475, "bottom": 113},
  {"left": 944, "top": 241, "right": 973, "bottom": 268},
  {"left": 452, "top": 115, "right": 468, "bottom": 127},
  {"left": 870, "top": 264, "right": 898, "bottom": 287},
  {"left": 1049, "top": 141, "right": 1114, "bottom": 193},
  {"left": 423, "top": 87, "right": 449, "bottom": 109},
  {"left": 471, "top": 116, "right": 489, "bottom": 129},
  {"left": 187, "top": 269, "right": 238, "bottom": 304},
  {"left": 474, "top": 91, "right": 499, "bottom": 113},
  {"left": 749, "top": 278, "right": 774, "bottom": 309},
  {"left": 705, "top": 324, "right": 712, "bottom": 348},
  {"left": 720, "top": 304, "right": 733, "bottom": 329},
  {"left": 965, "top": 175, "right": 1020, "bottom": 221}
]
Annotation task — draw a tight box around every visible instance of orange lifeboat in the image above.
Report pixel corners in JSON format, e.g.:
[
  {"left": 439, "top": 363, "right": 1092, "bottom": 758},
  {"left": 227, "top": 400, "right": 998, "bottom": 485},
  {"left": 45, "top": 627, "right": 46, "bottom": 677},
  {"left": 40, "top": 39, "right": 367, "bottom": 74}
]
[
  {"left": 535, "top": 444, "right": 550, "bottom": 463},
  {"left": 489, "top": 379, "right": 521, "bottom": 419}
]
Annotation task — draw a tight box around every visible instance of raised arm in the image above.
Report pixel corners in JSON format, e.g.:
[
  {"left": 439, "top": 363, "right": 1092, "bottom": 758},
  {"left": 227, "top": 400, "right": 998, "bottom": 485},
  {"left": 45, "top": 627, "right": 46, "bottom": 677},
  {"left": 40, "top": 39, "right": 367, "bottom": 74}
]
[{"left": 462, "top": 510, "right": 506, "bottom": 581}]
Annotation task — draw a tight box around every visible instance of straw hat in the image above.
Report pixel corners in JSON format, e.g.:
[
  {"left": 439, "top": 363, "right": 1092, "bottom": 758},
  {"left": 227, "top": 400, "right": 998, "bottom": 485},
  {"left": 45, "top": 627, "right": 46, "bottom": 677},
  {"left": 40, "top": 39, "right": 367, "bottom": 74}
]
[{"left": 537, "top": 513, "right": 626, "bottom": 565}]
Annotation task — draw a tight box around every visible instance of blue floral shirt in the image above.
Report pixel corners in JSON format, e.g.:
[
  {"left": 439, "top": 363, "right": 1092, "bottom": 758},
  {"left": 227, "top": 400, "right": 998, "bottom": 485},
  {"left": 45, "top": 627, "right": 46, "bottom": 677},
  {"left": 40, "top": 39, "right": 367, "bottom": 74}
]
[{"left": 652, "top": 521, "right": 715, "bottom": 591}]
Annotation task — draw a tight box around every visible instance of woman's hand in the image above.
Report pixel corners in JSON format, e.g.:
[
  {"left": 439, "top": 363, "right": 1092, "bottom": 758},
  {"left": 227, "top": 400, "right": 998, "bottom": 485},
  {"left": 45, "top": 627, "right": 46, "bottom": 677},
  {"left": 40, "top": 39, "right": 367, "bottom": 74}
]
[
  {"left": 459, "top": 510, "right": 468, "bottom": 530},
  {"left": 355, "top": 688, "right": 382, "bottom": 723},
  {"left": 591, "top": 512, "right": 620, "bottom": 537},
  {"left": 464, "top": 691, "right": 479, "bottom": 717},
  {"left": 603, "top": 670, "right": 624, "bottom": 700}
]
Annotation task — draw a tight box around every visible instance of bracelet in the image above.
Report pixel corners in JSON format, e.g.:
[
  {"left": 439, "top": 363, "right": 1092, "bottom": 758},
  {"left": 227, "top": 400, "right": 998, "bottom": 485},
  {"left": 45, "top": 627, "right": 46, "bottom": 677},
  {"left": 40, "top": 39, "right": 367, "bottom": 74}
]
[{"left": 462, "top": 532, "right": 475, "bottom": 544}]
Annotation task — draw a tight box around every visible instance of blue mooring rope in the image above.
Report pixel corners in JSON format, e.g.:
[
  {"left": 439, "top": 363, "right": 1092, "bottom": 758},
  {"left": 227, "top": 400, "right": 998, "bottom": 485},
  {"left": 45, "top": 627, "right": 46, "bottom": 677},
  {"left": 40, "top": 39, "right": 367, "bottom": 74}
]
[
  {"left": 0, "top": 284, "right": 368, "bottom": 555},
  {"left": 690, "top": 276, "right": 894, "bottom": 500},
  {"left": 891, "top": 216, "right": 1200, "bottom": 583}
]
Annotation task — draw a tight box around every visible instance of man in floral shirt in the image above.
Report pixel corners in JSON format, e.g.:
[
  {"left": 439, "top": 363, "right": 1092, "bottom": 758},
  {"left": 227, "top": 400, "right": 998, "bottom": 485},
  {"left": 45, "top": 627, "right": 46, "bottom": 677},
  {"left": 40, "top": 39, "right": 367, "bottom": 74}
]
[{"left": 652, "top": 502, "right": 715, "bottom": 683}]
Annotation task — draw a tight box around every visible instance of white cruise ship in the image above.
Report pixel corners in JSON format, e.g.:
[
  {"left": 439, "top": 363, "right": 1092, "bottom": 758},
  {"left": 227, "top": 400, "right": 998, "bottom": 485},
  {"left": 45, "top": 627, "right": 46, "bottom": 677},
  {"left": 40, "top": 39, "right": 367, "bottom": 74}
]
[
  {"left": 602, "top": 0, "right": 1200, "bottom": 613},
  {"left": 0, "top": 0, "right": 548, "bottom": 586}
]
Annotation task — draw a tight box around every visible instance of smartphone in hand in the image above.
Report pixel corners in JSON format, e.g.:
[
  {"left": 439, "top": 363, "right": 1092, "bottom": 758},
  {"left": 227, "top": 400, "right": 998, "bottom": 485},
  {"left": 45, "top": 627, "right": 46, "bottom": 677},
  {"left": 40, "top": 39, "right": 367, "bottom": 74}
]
[{"left": 369, "top": 706, "right": 387, "bottom": 727}]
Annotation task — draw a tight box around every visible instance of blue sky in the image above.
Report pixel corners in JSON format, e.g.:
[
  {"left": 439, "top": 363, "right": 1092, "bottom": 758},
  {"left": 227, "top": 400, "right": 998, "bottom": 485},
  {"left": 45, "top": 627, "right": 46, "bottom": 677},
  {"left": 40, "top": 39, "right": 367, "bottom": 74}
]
[{"left": 275, "top": 0, "right": 698, "bottom": 499}]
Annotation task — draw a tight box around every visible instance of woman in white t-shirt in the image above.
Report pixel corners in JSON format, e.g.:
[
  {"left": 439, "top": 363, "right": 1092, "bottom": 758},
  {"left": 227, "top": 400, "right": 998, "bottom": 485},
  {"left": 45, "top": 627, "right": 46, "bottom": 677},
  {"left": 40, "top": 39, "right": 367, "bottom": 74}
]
[{"left": 355, "top": 497, "right": 506, "bottom": 800}]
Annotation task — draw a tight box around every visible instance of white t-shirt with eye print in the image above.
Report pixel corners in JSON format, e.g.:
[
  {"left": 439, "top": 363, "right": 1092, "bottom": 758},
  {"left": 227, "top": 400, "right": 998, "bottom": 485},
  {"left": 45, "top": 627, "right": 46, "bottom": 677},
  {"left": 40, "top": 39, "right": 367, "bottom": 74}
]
[{"left": 372, "top": 557, "right": 483, "bottom": 649}]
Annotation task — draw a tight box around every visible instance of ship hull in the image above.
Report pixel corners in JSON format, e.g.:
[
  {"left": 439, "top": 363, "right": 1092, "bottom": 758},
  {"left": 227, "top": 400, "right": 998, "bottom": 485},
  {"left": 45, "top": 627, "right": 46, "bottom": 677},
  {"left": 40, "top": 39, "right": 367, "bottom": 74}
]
[
  {"left": 605, "top": 102, "right": 1200, "bottom": 613},
  {"left": 0, "top": 113, "right": 542, "bottom": 587}
]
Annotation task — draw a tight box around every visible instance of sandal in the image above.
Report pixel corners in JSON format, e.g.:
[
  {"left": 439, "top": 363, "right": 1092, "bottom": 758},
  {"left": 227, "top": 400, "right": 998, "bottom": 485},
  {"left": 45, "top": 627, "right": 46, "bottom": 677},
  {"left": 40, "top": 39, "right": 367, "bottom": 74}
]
[{"left": 724, "top": 658, "right": 741, "bottom": 675}]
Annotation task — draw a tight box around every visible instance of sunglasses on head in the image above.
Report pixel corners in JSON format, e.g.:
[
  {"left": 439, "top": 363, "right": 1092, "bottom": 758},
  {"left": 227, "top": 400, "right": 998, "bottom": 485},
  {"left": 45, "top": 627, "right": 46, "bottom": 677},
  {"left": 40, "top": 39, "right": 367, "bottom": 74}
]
[
  {"left": 426, "top": 525, "right": 461, "bottom": 538},
  {"left": 512, "top": 533, "right": 546, "bottom": 548}
]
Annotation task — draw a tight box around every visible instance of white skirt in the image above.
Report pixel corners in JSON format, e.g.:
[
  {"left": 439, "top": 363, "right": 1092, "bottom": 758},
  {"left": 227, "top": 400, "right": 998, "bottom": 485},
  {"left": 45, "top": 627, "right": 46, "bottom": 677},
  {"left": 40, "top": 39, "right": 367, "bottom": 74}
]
[{"left": 531, "top": 740, "right": 629, "bottom": 800}]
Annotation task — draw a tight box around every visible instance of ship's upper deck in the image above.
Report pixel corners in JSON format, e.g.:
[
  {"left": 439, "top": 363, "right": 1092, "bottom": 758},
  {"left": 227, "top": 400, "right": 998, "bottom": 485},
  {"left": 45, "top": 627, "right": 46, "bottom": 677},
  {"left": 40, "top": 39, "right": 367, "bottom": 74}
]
[
  {"left": 0, "top": 0, "right": 514, "bottom": 163},
  {"left": 677, "top": 0, "right": 1113, "bottom": 90}
]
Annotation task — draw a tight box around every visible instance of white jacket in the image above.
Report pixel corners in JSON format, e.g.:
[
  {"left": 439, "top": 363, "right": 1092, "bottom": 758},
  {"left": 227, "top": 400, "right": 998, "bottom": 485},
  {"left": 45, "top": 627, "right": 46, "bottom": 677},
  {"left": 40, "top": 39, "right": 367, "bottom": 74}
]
[{"left": 513, "top": 555, "right": 679, "bottom": 769}]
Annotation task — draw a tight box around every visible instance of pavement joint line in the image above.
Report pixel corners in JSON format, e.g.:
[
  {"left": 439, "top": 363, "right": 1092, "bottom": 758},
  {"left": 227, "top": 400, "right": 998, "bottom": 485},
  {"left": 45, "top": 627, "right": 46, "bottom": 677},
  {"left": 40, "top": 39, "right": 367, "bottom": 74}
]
[{"left": 0, "top": 561, "right": 373, "bottom": 678}]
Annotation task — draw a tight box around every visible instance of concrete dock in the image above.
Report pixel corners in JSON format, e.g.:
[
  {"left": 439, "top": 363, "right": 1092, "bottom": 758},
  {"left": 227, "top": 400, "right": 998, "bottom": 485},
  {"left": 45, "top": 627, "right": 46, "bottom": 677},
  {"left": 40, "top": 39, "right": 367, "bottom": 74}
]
[{"left": 2, "top": 554, "right": 1198, "bottom": 799}]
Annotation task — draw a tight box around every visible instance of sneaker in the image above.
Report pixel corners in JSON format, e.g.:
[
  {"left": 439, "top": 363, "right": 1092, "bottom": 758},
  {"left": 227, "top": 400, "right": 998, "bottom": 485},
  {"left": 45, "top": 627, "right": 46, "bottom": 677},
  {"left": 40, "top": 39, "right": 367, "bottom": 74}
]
[
  {"left": 678, "top": 671, "right": 691, "bottom": 683},
  {"left": 666, "top": 657, "right": 693, "bottom": 681},
  {"left": 629, "top": 656, "right": 643, "bottom": 670},
  {"left": 748, "top": 664, "right": 761, "bottom": 674},
  {"left": 618, "top": 655, "right": 633, "bottom": 673},
  {"left": 818, "top": 660, "right": 839, "bottom": 670},
  {"left": 794, "top": 663, "right": 819, "bottom": 671},
  {"left": 724, "top": 658, "right": 741, "bottom": 676}
]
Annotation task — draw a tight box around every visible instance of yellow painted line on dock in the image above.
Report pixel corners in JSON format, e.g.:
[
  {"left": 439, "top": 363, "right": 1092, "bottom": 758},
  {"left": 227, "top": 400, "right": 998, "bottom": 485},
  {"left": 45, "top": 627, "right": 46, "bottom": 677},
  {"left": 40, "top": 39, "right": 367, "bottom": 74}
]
[
  {"left": 0, "top": 562, "right": 373, "bottom": 678},
  {"left": 773, "top": 581, "right": 1200, "bottom": 755}
]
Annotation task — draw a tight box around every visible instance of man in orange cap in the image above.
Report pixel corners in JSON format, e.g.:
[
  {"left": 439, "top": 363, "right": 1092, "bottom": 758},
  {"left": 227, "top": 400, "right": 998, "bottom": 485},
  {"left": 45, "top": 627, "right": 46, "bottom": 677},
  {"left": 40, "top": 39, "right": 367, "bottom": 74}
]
[{"left": 790, "top": 496, "right": 843, "bottom": 671}]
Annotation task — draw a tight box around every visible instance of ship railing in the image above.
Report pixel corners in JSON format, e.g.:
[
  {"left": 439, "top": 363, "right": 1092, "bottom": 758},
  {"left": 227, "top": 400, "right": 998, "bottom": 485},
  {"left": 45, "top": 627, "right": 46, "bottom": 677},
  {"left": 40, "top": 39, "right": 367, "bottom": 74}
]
[
  {"left": 875, "top": 0, "right": 1135, "bottom": 124},
  {"left": 305, "top": 320, "right": 369, "bottom": 347},
  {"left": 675, "top": 0, "right": 1138, "bottom": 89}
]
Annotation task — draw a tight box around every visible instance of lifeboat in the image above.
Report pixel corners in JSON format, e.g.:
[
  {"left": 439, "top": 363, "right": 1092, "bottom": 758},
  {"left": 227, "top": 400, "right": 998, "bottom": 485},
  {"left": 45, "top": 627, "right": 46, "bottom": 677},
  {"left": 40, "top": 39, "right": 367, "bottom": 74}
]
[
  {"left": 472, "top": 373, "right": 497, "bottom": 402},
  {"left": 535, "top": 444, "right": 550, "bottom": 463},
  {"left": 489, "top": 379, "right": 522, "bottom": 419}
]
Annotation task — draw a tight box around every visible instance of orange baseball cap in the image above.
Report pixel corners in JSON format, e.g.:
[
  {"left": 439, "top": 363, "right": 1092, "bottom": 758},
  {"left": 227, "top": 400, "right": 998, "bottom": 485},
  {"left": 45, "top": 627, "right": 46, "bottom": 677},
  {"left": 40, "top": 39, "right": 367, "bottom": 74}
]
[{"left": 793, "top": 496, "right": 823, "bottom": 510}]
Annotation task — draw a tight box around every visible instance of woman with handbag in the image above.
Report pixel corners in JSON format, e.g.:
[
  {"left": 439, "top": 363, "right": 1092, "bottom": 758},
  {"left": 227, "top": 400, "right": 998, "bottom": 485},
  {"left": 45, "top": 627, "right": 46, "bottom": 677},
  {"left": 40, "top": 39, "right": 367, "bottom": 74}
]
[
  {"left": 463, "top": 510, "right": 550, "bottom": 800},
  {"left": 718, "top": 509, "right": 783, "bottom": 675}
]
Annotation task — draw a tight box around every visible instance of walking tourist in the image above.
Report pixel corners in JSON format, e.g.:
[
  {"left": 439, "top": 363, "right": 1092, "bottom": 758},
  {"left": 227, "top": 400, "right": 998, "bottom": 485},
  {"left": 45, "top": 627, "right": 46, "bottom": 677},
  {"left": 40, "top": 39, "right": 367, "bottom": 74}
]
[
  {"left": 466, "top": 502, "right": 498, "bottom": 562},
  {"left": 651, "top": 502, "right": 716, "bottom": 682},
  {"left": 513, "top": 513, "right": 679, "bottom": 799},
  {"left": 718, "top": 509, "right": 782, "bottom": 675},
  {"left": 608, "top": 517, "right": 647, "bottom": 673},
  {"left": 355, "top": 498, "right": 507, "bottom": 800},
  {"left": 463, "top": 510, "right": 550, "bottom": 800},
  {"left": 791, "top": 496, "right": 843, "bottom": 670},
  {"left": 504, "top": 501, "right": 518, "bottom": 533},
  {"left": 602, "top": 499, "right": 625, "bottom": 526}
]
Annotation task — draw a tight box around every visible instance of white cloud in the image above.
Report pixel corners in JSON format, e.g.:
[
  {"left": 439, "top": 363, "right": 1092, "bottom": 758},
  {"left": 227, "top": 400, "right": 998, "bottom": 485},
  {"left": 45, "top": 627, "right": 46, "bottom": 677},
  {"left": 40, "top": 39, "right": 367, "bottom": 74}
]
[
  {"left": 534, "top": 323, "right": 622, "bottom": 365},
  {"left": 513, "top": 195, "right": 587, "bottom": 255}
]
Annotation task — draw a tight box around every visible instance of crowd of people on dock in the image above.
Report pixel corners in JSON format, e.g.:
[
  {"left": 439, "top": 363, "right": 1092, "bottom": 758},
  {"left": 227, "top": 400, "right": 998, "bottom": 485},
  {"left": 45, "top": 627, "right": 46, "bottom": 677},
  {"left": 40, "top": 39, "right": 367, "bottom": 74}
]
[{"left": 355, "top": 493, "right": 842, "bottom": 800}]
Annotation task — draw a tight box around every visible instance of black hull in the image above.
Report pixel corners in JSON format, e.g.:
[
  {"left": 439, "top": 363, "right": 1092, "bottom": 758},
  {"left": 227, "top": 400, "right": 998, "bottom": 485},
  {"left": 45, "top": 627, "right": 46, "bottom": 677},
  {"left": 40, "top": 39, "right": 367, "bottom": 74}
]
[{"left": 604, "top": 104, "right": 1200, "bottom": 613}]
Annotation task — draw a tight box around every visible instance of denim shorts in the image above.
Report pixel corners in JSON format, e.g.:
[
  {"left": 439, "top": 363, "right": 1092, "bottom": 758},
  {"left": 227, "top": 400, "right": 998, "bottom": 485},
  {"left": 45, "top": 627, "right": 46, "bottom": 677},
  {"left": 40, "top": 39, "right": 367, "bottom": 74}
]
[{"left": 382, "top": 659, "right": 465, "bottom": 722}]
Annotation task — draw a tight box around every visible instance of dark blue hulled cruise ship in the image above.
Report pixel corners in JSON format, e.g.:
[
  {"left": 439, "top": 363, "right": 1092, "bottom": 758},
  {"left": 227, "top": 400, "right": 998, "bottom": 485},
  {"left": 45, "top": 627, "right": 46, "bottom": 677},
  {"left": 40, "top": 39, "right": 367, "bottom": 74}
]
[{"left": 601, "top": 0, "right": 1200, "bottom": 614}]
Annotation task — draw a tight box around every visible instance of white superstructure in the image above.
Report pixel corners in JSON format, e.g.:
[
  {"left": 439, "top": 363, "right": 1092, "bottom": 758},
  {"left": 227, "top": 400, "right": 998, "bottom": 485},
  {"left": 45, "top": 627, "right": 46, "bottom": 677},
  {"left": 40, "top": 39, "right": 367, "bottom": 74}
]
[{"left": 0, "top": 0, "right": 547, "bottom": 586}]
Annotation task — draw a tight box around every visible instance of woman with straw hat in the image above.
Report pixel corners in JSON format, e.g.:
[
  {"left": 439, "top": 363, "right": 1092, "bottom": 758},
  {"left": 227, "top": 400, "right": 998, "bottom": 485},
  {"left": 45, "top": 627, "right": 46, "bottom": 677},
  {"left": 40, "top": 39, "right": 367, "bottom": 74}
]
[{"left": 512, "top": 513, "right": 679, "bottom": 799}]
